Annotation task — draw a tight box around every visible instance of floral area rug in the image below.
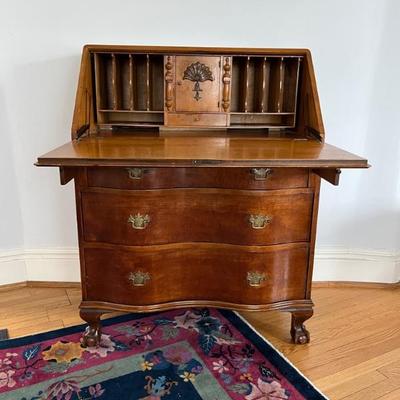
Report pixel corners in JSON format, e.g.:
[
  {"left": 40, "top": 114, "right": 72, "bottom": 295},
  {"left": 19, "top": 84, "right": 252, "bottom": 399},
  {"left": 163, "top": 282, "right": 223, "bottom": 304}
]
[{"left": 0, "top": 308, "right": 328, "bottom": 399}]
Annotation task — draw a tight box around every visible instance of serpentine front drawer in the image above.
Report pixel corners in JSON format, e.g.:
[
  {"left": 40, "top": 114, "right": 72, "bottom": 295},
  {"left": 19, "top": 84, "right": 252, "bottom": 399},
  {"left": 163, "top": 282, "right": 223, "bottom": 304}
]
[
  {"left": 83, "top": 242, "right": 309, "bottom": 306},
  {"left": 87, "top": 167, "right": 310, "bottom": 190},
  {"left": 81, "top": 188, "right": 313, "bottom": 246}
]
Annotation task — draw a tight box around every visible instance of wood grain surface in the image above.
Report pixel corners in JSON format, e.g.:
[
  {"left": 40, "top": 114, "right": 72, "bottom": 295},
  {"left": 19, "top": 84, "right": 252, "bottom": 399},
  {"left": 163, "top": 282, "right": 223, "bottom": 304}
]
[
  {"left": 82, "top": 242, "right": 309, "bottom": 306},
  {"left": 36, "top": 135, "right": 368, "bottom": 168},
  {"left": 81, "top": 188, "right": 313, "bottom": 246},
  {"left": 87, "top": 166, "right": 309, "bottom": 190}
]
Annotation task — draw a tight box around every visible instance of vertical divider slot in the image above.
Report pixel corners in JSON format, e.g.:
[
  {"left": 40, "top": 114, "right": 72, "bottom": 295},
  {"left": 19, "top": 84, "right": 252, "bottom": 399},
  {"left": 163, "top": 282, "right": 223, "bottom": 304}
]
[
  {"left": 230, "top": 57, "right": 240, "bottom": 112},
  {"left": 231, "top": 57, "right": 258, "bottom": 113},
  {"left": 109, "top": 54, "right": 121, "bottom": 110},
  {"left": 150, "top": 55, "right": 164, "bottom": 111},
  {"left": 128, "top": 54, "right": 136, "bottom": 110},
  {"left": 120, "top": 54, "right": 135, "bottom": 110},
  {"left": 240, "top": 57, "right": 250, "bottom": 112},
  {"left": 145, "top": 55, "right": 151, "bottom": 111},
  {"left": 255, "top": 57, "right": 270, "bottom": 112},
  {"left": 135, "top": 55, "right": 147, "bottom": 111},
  {"left": 268, "top": 57, "right": 285, "bottom": 112},
  {"left": 94, "top": 53, "right": 106, "bottom": 123},
  {"left": 282, "top": 57, "right": 301, "bottom": 113}
]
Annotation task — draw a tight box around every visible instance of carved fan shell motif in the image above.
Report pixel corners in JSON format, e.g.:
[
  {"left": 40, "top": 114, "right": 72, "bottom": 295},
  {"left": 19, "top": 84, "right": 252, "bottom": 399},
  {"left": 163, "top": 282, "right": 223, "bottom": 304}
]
[{"left": 183, "top": 62, "right": 214, "bottom": 101}]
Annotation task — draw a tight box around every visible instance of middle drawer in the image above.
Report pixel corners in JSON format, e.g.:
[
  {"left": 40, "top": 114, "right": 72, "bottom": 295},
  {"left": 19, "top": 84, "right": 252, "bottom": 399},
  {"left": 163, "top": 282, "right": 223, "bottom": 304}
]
[{"left": 82, "top": 188, "right": 313, "bottom": 246}]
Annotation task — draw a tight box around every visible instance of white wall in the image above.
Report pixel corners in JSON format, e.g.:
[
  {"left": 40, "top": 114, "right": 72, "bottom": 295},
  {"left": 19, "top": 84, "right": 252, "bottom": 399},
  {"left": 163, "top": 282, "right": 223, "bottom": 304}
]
[{"left": 0, "top": 0, "right": 399, "bottom": 283}]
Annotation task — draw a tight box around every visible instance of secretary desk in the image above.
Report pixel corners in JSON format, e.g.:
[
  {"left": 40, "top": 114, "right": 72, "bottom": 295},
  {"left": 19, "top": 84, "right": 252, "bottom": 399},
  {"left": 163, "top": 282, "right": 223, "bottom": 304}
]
[{"left": 36, "top": 45, "right": 368, "bottom": 346}]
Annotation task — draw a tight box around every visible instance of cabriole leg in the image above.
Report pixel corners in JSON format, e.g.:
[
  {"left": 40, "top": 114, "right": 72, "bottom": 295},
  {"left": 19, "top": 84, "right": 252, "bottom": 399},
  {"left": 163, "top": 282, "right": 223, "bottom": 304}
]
[
  {"left": 290, "top": 309, "right": 313, "bottom": 344},
  {"left": 80, "top": 309, "right": 103, "bottom": 347}
]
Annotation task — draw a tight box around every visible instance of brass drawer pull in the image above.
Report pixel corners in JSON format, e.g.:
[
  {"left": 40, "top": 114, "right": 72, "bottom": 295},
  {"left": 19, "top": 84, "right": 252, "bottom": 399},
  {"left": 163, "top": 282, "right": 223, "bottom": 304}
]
[
  {"left": 129, "top": 271, "right": 150, "bottom": 286},
  {"left": 126, "top": 167, "right": 145, "bottom": 180},
  {"left": 247, "top": 271, "right": 266, "bottom": 287},
  {"left": 251, "top": 168, "right": 273, "bottom": 181},
  {"left": 128, "top": 213, "right": 150, "bottom": 229},
  {"left": 249, "top": 214, "right": 272, "bottom": 229}
]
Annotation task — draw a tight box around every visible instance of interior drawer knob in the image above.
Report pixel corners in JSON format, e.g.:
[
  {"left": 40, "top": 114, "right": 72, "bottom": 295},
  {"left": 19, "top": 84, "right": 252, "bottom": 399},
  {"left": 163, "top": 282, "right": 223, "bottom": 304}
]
[
  {"left": 126, "top": 167, "right": 145, "bottom": 180},
  {"left": 129, "top": 271, "right": 150, "bottom": 286},
  {"left": 249, "top": 214, "right": 272, "bottom": 229},
  {"left": 128, "top": 213, "right": 150, "bottom": 229},
  {"left": 251, "top": 168, "right": 273, "bottom": 181},
  {"left": 247, "top": 271, "right": 267, "bottom": 287}
]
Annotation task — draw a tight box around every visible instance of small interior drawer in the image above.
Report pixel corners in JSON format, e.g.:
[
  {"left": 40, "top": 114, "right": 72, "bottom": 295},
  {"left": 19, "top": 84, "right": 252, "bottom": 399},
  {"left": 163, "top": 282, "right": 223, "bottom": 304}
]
[{"left": 165, "top": 112, "right": 228, "bottom": 127}]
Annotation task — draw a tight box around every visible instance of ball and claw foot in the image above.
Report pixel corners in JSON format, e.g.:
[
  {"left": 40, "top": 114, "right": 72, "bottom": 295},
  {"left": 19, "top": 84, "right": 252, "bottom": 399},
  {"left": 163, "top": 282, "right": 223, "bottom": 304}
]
[
  {"left": 81, "top": 326, "right": 101, "bottom": 347},
  {"left": 291, "top": 324, "right": 310, "bottom": 344},
  {"left": 79, "top": 309, "right": 102, "bottom": 348},
  {"left": 290, "top": 310, "right": 313, "bottom": 344}
]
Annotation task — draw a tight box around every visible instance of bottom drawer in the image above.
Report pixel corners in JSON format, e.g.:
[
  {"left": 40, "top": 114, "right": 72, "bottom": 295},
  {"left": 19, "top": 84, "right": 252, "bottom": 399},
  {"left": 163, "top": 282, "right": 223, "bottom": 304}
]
[{"left": 83, "top": 243, "right": 308, "bottom": 306}]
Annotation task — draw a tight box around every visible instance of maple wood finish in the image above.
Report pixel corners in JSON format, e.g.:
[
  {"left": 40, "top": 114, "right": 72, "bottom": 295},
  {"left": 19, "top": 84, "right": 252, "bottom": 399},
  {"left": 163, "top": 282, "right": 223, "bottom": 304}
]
[{"left": 36, "top": 45, "right": 368, "bottom": 346}]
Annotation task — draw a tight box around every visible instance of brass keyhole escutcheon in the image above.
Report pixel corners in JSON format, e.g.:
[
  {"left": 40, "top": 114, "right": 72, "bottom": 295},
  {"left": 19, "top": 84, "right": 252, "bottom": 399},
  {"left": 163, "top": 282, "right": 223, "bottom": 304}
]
[
  {"left": 129, "top": 271, "right": 150, "bottom": 287},
  {"left": 247, "top": 271, "right": 266, "bottom": 287},
  {"left": 249, "top": 214, "right": 272, "bottom": 229},
  {"left": 128, "top": 213, "right": 150, "bottom": 230}
]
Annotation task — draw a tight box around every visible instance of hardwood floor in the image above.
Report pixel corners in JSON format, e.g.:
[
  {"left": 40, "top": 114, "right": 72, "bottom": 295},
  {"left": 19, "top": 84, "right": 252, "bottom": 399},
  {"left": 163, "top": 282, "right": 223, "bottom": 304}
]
[{"left": 0, "top": 285, "right": 399, "bottom": 399}]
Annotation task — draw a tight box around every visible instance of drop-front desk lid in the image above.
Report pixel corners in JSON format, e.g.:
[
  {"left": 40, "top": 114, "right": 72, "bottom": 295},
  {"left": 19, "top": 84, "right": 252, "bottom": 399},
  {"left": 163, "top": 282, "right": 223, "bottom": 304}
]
[{"left": 36, "top": 134, "right": 368, "bottom": 169}]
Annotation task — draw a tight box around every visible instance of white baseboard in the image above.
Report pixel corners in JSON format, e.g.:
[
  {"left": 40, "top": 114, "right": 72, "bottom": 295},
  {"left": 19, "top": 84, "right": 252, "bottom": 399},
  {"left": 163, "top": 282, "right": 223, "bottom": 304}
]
[
  {"left": 0, "top": 247, "right": 399, "bottom": 285},
  {"left": 0, "top": 250, "right": 27, "bottom": 285},
  {"left": 312, "top": 247, "right": 400, "bottom": 283},
  {"left": 0, "top": 248, "right": 80, "bottom": 284},
  {"left": 24, "top": 248, "right": 80, "bottom": 282}
]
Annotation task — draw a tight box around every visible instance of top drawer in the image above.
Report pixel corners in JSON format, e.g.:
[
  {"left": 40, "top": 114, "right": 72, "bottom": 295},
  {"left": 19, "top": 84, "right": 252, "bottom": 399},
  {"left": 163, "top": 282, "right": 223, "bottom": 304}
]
[{"left": 87, "top": 167, "right": 309, "bottom": 190}]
